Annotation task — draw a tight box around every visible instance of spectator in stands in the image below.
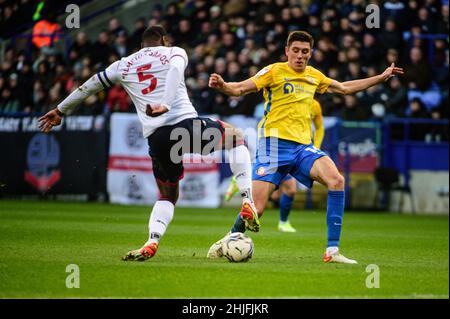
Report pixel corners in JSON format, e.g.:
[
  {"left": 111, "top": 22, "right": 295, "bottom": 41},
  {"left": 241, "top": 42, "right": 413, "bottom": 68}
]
[
  {"left": 307, "top": 15, "right": 321, "bottom": 40},
  {"left": 69, "top": 32, "right": 92, "bottom": 63},
  {"left": 35, "top": 60, "right": 53, "bottom": 91},
  {"left": 408, "top": 97, "right": 431, "bottom": 140},
  {"left": 17, "top": 61, "right": 34, "bottom": 111},
  {"left": 114, "top": 30, "right": 129, "bottom": 58},
  {"left": 216, "top": 33, "right": 238, "bottom": 58},
  {"left": 408, "top": 97, "right": 430, "bottom": 118},
  {"left": 107, "top": 83, "right": 131, "bottom": 113},
  {"left": 385, "top": 76, "right": 408, "bottom": 117},
  {"left": 358, "top": 84, "right": 388, "bottom": 113},
  {"left": 340, "top": 95, "right": 370, "bottom": 121},
  {"left": 383, "top": 0, "right": 407, "bottom": 28},
  {"left": 361, "top": 33, "right": 382, "bottom": 67},
  {"left": 0, "top": 86, "right": 20, "bottom": 114},
  {"left": 191, "top": 73, "right": 214, "bottom": 115},
  {"left": 109, "top": 18, "right": 127, "bottom": 39},
  {"left": 172, "top": 19, "right": 194, "bottom": 49},
  {"left": 380, "top": 19, "right": 403, "bottom": 53},
  {"left": 436, "top": 3, "right": 449, "bottom": 34},
  {"left": 211, "top": 92, "right": 228, "bottom": 115},
  {"left": 32, "top": 81, "right": 48, "bottom": 113},
  {"left": 91, "top": 30, "right": 117, "bottom": 68},
  {"left": 429, "top": 107, "right": 449, "bottom": 141},
  {"left": 163, "top": 2, "right": 181, "bottom": 33},
  {"left": 224, "top": 61, "right": 243, "bottom": 83},
  {"left": 0, "top": 5, "right": 15, "bottom": 38},
  {"left": 404, "top": 47, "right": 433, "bottom": 91},
  {"left": 382, "top": 48, "right": 401, "bottom": 71},
  {"left": 128, "top": 18, "right": 147, "bottom": 54},
  {"left": 416, "top": 6, "right": 437, "bottom": 34},
  {"left": 213, "top": 58, "right": 227, "bottom": 75},
  {"left": 289, "top": 5, "right": 308, "bottom": 31},
  {"left": 31, "top": 12, "right": 61, "bottom": 50}
]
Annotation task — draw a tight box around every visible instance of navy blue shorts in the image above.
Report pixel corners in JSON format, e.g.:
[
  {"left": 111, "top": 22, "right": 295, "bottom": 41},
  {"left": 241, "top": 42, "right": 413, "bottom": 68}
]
[{"left": 148, "top": 117, "right": 224, "bottom": 183}]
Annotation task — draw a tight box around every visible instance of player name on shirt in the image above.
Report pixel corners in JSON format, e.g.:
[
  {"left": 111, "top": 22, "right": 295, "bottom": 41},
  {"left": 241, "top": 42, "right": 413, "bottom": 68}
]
[{"left": 104, "top": 46, "right": 198, "bottom": 138}]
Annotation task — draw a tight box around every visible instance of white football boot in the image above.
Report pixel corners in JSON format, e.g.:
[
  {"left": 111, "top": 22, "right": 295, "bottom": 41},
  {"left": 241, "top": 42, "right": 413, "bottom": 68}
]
[{"left": 323, "top": 247, "right": 358, "bottom": 264}]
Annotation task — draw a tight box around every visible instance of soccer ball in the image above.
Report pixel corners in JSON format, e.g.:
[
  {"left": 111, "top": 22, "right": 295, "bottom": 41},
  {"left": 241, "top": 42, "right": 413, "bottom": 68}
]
[{"left": 222, "top": 232, "right": 254, "bottom": 262}]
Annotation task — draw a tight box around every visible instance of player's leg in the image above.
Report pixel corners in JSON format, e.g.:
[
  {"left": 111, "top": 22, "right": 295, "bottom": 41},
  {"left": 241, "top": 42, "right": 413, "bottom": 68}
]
[
  {"left": 309, "top": 156, "right": 357, "bottom": 264},
  {"left": 229, "top": 180, "right": 275, "bottom": 233},
  {"left": 278, "top": 176, "right": 297, "bottom": 232},
  {"left": 219, "top": 121, "right": 259, "bottom": 232},
  {"left": 208, "top": 136, "right": 285, "bottom": 258},
  {"left": 122, "top": 171, "right": 179, "bottom": 261},
  {"left": 123, "top": 125, "right": 182, "bottom": 261}
]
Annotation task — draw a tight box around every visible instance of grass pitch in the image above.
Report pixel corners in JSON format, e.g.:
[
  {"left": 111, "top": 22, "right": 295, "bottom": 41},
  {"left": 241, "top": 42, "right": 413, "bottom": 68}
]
[{"left": 0, "top": 200, "right": 448, "bottom": 298}]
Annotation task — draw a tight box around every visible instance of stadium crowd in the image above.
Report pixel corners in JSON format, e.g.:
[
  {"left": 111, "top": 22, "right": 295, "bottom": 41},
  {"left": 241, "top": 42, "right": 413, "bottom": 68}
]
[{"left": 0, "top": 0, "right": 448, "bottom": 126}]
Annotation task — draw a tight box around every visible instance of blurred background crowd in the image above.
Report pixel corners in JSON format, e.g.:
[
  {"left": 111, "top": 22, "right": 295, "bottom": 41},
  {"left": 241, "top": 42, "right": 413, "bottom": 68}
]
[{"left": 0, "top": 0, "right": 448, "bottom": 123}]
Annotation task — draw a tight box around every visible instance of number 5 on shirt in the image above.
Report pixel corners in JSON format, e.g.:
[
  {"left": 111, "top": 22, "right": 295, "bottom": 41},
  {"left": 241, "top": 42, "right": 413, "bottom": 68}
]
[{"left": 137, "top": 64, "right": 157, "bottom": 95}]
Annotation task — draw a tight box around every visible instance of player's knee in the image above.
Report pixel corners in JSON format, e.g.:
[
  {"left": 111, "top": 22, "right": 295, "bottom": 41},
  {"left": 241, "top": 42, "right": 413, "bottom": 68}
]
[
  {"left": 156, "top": 180, "right": 180, "bottom": 205},
  {"left": 223, "top": 127, "right": 245, "bottom": 149},
  {"left": 284, "top": 188, "right": 297, "bottom": 198},
  {"left": 159, "top": 192, "right": 178, "bottom": 205},
  {"left": 327, "top": 173, "right": 345, "bottom": 190}
]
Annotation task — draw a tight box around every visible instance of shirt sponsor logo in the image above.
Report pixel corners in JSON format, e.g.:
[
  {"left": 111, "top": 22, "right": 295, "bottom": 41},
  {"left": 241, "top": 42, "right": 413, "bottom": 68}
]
[{"left": 283, "top": 83, "right": 295, "bottom": 94}]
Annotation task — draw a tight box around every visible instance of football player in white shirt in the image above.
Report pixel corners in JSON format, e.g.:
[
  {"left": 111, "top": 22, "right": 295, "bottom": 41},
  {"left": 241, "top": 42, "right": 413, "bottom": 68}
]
[{"left": 38, "top": 25, "right": 259, "bottom": 261}]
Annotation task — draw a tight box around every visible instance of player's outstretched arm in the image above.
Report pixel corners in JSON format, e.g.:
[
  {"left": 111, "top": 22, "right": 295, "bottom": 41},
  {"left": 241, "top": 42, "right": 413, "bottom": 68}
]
[
  {"left": 38, "top": 73, "right": 111, "bottom": 133},
  {"left": 326, "top": 63, "right": 404, "bottom": 95},
  {"left": 208, "top": 73, "right": 258, "bottom": 97},
  {"left": 39, "top": 60, "right": 121, "bottom": 133}
]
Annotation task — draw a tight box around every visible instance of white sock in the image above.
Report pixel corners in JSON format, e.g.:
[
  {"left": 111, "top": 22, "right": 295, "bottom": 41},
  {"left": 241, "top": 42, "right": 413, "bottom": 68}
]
[
  {"left": 229, "top": 145, "right": 253, "bottom": 201},
  {"left": 326, "top": 246, "right": 339, "bottom": 255},
  {"left": 145, "top": 200, "right": 174, "bottom": 246}
]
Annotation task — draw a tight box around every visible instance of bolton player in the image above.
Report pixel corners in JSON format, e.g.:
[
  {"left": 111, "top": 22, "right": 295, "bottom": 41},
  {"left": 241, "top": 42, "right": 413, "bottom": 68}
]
[
  {"left": 224, "top": 98, "right": 325, "bottom": 233},
  {"left": 38, "top": 25, "right": 260, "bottom": 261},
  {"left": 208, "top": 31, "right": 403, "bottom": 263}
]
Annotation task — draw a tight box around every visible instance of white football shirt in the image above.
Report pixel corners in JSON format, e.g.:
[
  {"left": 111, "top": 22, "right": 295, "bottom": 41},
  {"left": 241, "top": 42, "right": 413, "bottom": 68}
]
[{"left": 100, "top": 46, "right": 198, "bottom": 137}]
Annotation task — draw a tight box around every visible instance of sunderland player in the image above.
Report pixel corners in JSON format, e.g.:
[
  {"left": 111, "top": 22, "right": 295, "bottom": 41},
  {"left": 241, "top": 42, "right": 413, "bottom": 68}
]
[
  {"left": 38, "top": 25, "right": 259, "bottom": 261},
  {"left": 272, "top": 98, "right": 325, "bottom": 232},
  {"left": 208, "top": 31, "right": 403, "bottom": 263},
  {"left": 225, "top": 99, "right": 325, "bottom": 233}
]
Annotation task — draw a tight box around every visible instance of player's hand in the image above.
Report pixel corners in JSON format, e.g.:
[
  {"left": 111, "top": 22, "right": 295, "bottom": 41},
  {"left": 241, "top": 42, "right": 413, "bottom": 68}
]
[
  {"left": 381, "top": 63, "right": 404, "bottom": 82},
  {"left": 38, "top": 108, "right": 63, "bottom": 133},
  {"left": 146, "top": 104, "right": 169, "bottom": 117},
  {"left": 209, "top": 73, "right": 225, "bottom": 89}
]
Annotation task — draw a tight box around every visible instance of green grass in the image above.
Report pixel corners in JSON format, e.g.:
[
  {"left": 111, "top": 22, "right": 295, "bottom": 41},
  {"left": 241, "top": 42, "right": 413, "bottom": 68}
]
[{"left": 0, "top": 200, "right": 448, "bottom": 298}]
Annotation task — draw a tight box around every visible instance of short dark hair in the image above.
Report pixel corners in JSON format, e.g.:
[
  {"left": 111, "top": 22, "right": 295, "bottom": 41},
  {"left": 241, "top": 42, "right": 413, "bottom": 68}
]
[
  {"left": 142, "top": 25, "right": 167, "bottom": 42},
  {"left": 287, "top": 31, "right": 314, "bottom": 48}
]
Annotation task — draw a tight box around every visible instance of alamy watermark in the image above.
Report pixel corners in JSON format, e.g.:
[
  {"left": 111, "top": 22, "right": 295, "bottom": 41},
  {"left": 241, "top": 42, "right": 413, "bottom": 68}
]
[
  {"left": 65, "top": 4, "right": 80, "bottom": 29},
  {"left": 366, "top": 4, "right": 381, "bottom": 29},
  {"left": 365, "top": 264, "right": 380, "bottom": 288},
  {"left": 165, "top": 121, "right": 287, "bottom": 167},
  {"left": 65, "top": 264, "right": 80, "bottom": 288}
]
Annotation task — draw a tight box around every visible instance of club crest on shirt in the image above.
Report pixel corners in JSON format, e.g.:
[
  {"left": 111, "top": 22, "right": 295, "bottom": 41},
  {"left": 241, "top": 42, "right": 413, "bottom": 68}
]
[{"left": 256, "top": 167, "right": 266, "bottom": 176}]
